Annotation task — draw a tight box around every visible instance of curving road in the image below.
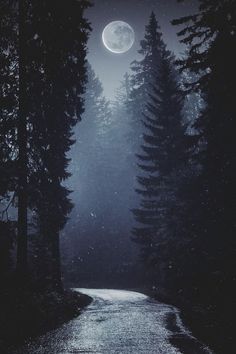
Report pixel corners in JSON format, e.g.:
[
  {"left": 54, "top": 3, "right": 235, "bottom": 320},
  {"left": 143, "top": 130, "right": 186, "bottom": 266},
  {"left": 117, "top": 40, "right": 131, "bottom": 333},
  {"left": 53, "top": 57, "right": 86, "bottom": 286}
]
[{"left": 14, "top": 289, "right": 213, "bottom": 354}]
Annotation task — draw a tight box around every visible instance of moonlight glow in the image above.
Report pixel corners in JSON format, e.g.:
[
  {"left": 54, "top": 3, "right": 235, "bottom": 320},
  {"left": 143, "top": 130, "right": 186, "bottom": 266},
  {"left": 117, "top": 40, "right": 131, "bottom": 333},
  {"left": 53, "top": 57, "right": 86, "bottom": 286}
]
[{"left": 102, "top": 21, "right": 135, "bottom": 54}]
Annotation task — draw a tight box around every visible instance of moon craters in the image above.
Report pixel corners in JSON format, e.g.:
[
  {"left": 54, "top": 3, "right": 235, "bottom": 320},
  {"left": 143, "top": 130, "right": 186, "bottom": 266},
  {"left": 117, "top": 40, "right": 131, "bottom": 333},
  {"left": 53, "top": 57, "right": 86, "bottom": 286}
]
[{"left": 102, "top": 21, "right": 135, "bottom": 54}]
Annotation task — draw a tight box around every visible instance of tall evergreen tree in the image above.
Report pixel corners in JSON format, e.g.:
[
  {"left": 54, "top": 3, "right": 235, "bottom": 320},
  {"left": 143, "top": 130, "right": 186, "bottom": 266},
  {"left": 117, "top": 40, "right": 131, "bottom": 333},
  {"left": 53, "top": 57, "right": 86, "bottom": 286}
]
[
  {"left": 27, "top": 0, "right": 91, "bottom": 289},
  {"left": 173, "top": 0, "right": 236, "bottom": 291},
  {"left": 17, "top": 0, "right": 30, "bottom": 278},
  {"left": 128, "top": 12, "right": 164, "bottom": 148},
  {"left": 173, "top": 1, "right": 236, "bottom": 351},
  {"left": 132, "top": 13, "right": 190, "bottom": 289},
  {"left": 0, "top": 0, "right": 18, "bottom": 278},
  {"left": 0, "top": 0, "right": 91, "bottom": 286}
]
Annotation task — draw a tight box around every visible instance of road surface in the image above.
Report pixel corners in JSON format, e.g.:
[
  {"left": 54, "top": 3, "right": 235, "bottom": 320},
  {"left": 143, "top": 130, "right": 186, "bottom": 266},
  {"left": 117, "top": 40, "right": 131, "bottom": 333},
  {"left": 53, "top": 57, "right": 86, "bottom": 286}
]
[{"left": 14, "top": 289, "right": 213, "bottom": 354}]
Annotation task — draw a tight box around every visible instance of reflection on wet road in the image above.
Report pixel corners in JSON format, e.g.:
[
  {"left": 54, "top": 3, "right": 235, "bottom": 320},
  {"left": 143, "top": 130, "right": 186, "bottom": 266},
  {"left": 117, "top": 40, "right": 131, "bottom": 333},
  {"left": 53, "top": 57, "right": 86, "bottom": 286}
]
[{"left": 14, "top": 289, "right": 213, "bottom": 354}]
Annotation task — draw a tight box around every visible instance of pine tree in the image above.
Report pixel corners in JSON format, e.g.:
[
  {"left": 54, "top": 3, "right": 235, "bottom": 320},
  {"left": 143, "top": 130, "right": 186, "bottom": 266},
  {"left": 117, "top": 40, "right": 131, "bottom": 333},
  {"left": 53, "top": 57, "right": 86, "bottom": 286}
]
[
  {"left": 66, "top": 64, "right": 112, "bottom": 221},
  {"left": 173, "top": 0, "right": 236, "bottom": 289},
  {"left": 26, "top": 0, "right": 91, "bottom": 289},
  {"left": 68, "top": 63, "right": 112, "bottom": 186},
  {"left": 0, "top": 0, "right": 18, "bottom": 279},
  {"left": 16, "top": 0, "right": 30, "bottom": 279},
  {"left": 0, "top": 0, "right": 91, "bottom": 287},
  {"left": 132, "top": 13, "right": 190, "bottom": 289},
  {"left": 173, "top": 1, "right": 236, "bottom": 351},
  {"left": 117, "top": 72, "right": 131, "bottom": 104},
  {"left": 128, "top": 12, "right": 165, "bottom": 149}
]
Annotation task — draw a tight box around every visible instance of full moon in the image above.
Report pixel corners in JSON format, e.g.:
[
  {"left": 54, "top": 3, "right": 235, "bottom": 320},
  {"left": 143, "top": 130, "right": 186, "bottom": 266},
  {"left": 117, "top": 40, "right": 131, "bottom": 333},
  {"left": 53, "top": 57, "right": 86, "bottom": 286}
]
[{"left": 102, "top": 21, "right": 135, "bottom": 54}]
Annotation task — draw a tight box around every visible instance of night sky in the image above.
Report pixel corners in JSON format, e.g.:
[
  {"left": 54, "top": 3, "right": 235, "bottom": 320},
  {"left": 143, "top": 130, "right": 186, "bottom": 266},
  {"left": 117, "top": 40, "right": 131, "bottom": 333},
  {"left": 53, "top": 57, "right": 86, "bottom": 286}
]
[{"left": 86, "top": 0, "right": 198, "bottom": 99}]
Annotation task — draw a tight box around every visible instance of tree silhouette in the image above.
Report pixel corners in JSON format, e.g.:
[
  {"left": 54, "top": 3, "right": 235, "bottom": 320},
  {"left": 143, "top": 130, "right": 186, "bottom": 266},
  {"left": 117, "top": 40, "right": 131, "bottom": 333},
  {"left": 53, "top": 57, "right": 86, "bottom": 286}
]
[
  {"left": 0, "top": 0, "right": 18, "bottom": 280},
  {"left": 132, "top": 14, "right": 190, "bottom": 288},
  {"left": 173, "top": 1, "right": 236, "bottom": 351}
]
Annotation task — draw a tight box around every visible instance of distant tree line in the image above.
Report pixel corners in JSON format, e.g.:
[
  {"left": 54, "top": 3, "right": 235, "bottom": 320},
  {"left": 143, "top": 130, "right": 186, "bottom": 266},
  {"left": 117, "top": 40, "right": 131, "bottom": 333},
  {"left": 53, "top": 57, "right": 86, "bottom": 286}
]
[
  {"left": 0, "top": 0, "right": 91, "bottom": 291},
  {"left": 129, "top": 2, "right": 236, "bottom": 353},
  {"left": 62, "top": 64, "right": 140, "bottom": 288}
]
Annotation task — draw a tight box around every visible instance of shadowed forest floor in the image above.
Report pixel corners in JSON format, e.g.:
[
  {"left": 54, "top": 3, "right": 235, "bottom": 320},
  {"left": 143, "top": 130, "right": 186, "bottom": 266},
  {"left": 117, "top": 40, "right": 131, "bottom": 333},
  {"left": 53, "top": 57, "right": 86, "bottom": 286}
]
[{"left": 0, "top": 286, "right": 92, "bottom": 353}]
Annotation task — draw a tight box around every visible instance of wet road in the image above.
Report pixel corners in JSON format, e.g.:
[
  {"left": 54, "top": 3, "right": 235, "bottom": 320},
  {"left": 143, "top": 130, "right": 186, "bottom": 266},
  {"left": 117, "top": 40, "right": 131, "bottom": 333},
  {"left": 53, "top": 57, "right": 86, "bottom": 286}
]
[{"left": 14, "top": 289, "right": 213, "bottom": 354}]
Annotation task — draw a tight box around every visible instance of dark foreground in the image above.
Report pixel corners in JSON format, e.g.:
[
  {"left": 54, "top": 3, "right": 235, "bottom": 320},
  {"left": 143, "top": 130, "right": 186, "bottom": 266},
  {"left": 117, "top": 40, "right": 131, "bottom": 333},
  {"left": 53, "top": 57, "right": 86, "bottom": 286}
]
[
  {"left": 0, "top": 288, "right": 92, "bottom": 353},
  {"left": 13, "top": 289, "right": 213, "bottom": 354}
]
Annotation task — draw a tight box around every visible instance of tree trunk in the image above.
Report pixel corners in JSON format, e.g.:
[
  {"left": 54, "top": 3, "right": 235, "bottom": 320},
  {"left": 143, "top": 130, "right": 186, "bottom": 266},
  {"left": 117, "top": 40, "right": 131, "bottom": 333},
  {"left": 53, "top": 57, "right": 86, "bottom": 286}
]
[
  {"left": 16, "top": 0, "right": 28, "bottom": 278},
  {"left": 51, "top": 231, "right": 63, "bottom": 291}
]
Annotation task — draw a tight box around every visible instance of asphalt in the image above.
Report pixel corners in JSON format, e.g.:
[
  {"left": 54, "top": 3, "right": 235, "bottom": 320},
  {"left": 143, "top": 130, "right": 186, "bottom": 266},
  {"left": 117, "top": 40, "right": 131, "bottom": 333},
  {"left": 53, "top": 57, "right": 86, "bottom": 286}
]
[{"left": 13, "top": 288, "right": 213, "bottom": 354}]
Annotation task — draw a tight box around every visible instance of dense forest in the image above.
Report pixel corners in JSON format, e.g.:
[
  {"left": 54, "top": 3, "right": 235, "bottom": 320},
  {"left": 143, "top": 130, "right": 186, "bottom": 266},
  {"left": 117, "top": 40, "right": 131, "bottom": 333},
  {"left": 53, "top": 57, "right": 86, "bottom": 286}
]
[
  {"left": 0, "top": 1, "right": 235, "bottom": 353},
  {"left": 130, "top": 5, "right": 236, "bottom": 353},
  {"left": 0, "top": 0, "right": 92, "bottom": 349}
]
